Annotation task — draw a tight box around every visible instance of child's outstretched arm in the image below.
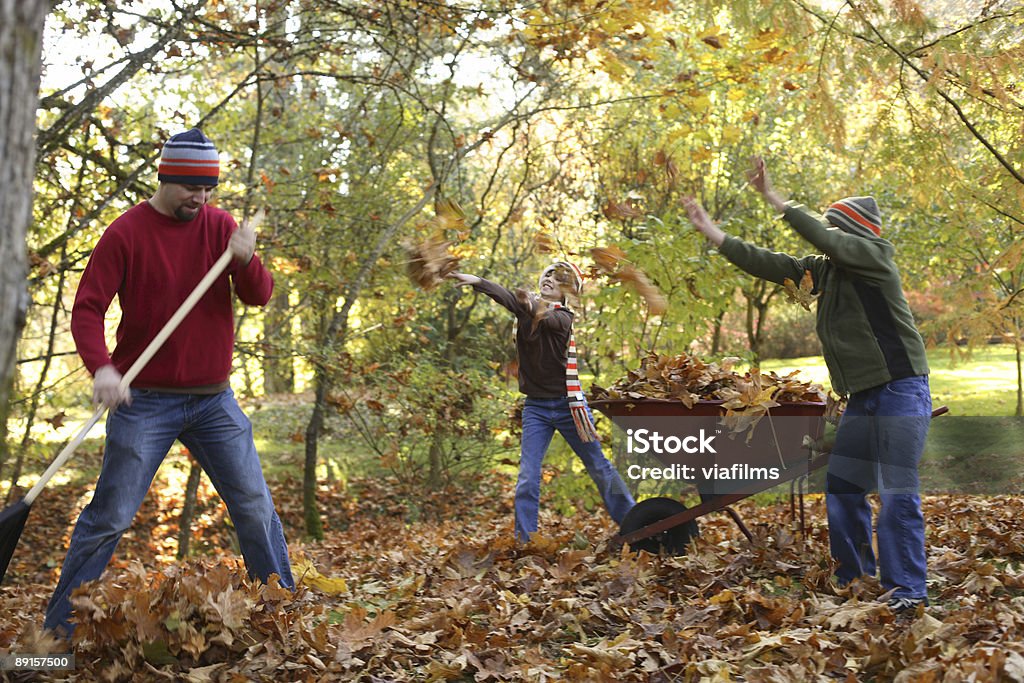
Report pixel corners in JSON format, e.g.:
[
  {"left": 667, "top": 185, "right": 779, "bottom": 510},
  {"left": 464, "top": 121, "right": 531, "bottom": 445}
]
[
  {"left": 447, "top": 272, "right": 481, "bottom": 287},
  {"left": 681, "top": 194, "right": 811, "bottom": 287},
  {"left": 682, "top": 196, "right": 726, "bottom": 247},
  {"left": 746, "top": 156, "right": 789, "bottom": 212},
  {"left": 448, "top": 271, "right": 532, "bottom": 317}
]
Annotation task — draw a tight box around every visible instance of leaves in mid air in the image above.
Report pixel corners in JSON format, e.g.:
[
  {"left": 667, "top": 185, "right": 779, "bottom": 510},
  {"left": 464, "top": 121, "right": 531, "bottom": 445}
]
[
  {"left": 783, "top": 270, "right": 819, "bottom": 311},
  {"left": 590, "top": 246, "right": 667, "bottom": 315},
  {"left": 404, "top": 198, "right": 467, "bottom": 291}
]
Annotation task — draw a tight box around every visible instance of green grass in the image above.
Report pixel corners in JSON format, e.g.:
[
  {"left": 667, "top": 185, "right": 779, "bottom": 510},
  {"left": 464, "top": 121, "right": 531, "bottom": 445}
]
[{"left": 760, "top": 343, "right": 1022, "bottom": 417}]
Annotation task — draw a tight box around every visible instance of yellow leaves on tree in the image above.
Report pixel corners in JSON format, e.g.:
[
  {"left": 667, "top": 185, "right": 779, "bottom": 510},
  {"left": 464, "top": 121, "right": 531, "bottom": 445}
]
[
  {"left": 721, "top": 124, "right": 743, "bottom": 145},
  {"left": 517, "top": 0, "right": 672, "bottom": 80}
]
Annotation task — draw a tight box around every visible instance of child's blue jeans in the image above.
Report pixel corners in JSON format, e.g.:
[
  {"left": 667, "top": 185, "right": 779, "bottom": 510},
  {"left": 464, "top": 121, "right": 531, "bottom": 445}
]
[{"left": 516, "top": 397, "right": 635, "bottom": 542}]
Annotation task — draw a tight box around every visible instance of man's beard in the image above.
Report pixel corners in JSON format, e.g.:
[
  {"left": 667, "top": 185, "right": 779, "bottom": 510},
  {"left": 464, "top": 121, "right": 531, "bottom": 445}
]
[{"left": 174, "top": 205, "right": 200, "bottom": 221}]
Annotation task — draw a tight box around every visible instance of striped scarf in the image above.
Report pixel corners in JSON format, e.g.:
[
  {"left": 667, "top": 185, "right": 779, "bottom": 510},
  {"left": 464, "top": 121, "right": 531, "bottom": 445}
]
[{"left": 553, "top": 302, "right": 600, "bottom": 442}]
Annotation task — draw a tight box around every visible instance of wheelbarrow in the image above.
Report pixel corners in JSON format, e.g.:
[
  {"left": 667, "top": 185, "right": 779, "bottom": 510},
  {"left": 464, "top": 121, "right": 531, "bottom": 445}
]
[{"left": 591, "top": 398, "right": 948, "bottom": 554}]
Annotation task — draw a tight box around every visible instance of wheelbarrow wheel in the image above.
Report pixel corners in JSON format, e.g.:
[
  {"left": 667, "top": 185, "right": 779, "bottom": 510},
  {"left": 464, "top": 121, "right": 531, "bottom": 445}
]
[{"left": 619, "top": 497, "right": 699, "bottom": 556}]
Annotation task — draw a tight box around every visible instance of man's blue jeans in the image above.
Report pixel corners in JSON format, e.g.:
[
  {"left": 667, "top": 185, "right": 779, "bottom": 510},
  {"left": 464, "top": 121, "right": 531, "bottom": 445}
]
[
  {"left": 516, "top": 397, "right": 635, "bottom": 542},
  {"left": 44, "top": 389, "right": 294, "bottom": 635},
  {"left": 826, "top": 375, "right": 931, "bottom": 599}
]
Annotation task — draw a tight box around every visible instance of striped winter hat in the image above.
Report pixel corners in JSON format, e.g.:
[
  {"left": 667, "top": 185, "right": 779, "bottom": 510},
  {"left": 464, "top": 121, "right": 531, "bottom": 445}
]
[
  {"left": 824, "top": 196, "right": 882, "bottom": 237},
  {"left": 158, "top": 128, "right": 220, "bottom": 186}
]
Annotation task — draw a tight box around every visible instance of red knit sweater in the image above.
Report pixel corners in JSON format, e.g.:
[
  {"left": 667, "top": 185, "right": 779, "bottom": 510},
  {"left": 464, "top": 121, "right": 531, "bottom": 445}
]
[{"left": 71, "top": 201, "right": 273, "bottom": 389}]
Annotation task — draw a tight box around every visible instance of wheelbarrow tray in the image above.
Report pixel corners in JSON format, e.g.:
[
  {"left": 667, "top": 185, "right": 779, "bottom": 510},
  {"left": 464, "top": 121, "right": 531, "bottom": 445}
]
[{"left": 591, "top": 398, "right": 829, "bottom": 548}]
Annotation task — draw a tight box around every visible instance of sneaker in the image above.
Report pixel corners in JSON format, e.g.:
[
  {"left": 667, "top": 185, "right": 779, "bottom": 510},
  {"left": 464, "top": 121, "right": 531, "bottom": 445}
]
[{"left": 888, "top": 596, "right": 927, "bottom": 613}]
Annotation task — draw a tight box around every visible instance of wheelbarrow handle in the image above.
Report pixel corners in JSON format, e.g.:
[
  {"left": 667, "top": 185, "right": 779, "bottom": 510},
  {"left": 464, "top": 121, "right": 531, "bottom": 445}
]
[{"left": 23, "top": 247, "right": 237, "bottom": 506}]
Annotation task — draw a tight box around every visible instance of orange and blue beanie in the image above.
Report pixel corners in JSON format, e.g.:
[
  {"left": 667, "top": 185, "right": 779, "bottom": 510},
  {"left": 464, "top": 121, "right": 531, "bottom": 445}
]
[
  {"left": 825, "top": 196, "right": 882, "bottom": 237},
  {"left": 157, "top": 128, "right": 220, "bottom": 186}
]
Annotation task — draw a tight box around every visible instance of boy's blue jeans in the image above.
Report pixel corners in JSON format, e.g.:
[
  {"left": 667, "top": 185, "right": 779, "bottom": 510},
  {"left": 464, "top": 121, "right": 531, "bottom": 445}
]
[
  {"left": 516, "top": 397, "right": 635, "bottom": 542},
  {"left": 44, "top": 389, "right": 294, "bottom": 635},
  {"left": 826, "top": 375, "right": 931, "bottom": 599}
]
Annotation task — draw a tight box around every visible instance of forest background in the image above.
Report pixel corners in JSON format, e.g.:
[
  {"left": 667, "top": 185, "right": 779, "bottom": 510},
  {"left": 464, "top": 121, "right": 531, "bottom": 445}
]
[{"left": 1, "top": 0, "right": 1023, "bottom": 680}]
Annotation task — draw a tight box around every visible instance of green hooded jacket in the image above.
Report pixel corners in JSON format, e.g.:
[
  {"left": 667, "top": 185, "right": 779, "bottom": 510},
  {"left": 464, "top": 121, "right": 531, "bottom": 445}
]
[{"left": 718, "top": 203, "right": 929, "bottom": 396}]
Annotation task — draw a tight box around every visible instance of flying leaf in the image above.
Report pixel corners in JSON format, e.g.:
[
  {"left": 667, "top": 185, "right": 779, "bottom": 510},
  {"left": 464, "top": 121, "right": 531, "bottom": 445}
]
[
  {"left": 404, "top": 234, "right": 461, "bottom": 291},
  {"left": 29, "top": 252, "right": 57, "bottom": 277},
  {"left": 534, "top": 231, "right": 556, "bottom": 254},
  {"left": 601, "top": 199, "right": 643, "bottom": 220},
  {"left": 617, "top": 265, "right": 668, "bottom": 316},
  {"left": 783, "top": 270, "right": 819, "bottom": 311},
  {"left": 590, "top": 245, "right": 629, "bottom": 272},
  {"left": 589, "top": 246, "right": 667, "bottom": 315},
  {"left": 434, "top": 197, "right": 467, "bottom": 231}
]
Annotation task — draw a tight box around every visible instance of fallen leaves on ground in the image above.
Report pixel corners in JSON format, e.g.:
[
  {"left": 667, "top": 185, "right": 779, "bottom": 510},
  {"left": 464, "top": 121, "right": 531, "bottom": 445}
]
[{"left": 2, "top": 469, "right": 1024, "bottom": 681}]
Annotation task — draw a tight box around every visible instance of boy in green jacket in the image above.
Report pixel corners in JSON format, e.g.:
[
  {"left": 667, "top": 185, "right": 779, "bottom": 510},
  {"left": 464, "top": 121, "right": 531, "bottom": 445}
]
[{"left": 683, "top": 157, "right": 931, "bottom": 612}]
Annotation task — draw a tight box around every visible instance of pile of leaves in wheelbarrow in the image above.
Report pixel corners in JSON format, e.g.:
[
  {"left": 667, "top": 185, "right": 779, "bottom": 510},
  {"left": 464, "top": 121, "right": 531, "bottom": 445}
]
[{"left": 590, "top": 351, "right": 844, "bottom": 436}]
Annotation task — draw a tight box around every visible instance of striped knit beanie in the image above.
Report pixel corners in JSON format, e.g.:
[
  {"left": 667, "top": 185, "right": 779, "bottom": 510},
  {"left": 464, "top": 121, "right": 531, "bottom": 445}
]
[
  {"left": 158, "top": 128, "right": 220, "bottom": 186},
  {"left": 540, "top": 261, "right": 584, "bottom": 296},
  {"left": 824, "top": 196, "right": 882, "bottom": 237}
]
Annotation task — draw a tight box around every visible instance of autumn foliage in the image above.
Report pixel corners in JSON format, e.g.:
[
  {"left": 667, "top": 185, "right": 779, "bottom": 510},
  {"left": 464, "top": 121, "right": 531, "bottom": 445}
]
[{"left": 3, "top": 470, "right": 1024, "bottom": 681}]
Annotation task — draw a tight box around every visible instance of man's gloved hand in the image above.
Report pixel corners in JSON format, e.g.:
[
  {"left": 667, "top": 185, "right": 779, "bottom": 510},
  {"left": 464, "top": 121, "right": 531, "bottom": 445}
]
[{"left": 93, "top": 365, "right": 130, "bottom": 409}]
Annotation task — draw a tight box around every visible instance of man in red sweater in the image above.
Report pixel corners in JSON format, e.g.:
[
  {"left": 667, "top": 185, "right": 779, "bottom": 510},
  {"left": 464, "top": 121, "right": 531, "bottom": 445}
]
[{"left": 44, "top": 128, "right": 294, "bottom": 637}]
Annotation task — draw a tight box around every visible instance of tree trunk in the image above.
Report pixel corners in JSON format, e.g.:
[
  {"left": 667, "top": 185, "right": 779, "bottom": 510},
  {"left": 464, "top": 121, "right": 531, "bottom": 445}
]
[
  {"left": 303, "top": 371, "right": 327, "bottom": 540},
  {"left": 6, "top": 242, "right": 69, "bottom": 502},
  {"left": 427, "top": 296, "right": 461, "bottom": 487},
  {"left": 262, "top": 290, "right": 294, "bottom": 393},
  {"left": 0, "top": 0, "right": 49, "bottom": 475},
  {"left": 710, "top": 309, "right": 726, "bottom": 356},
  {"left": 744, "top": 294, "right": 760, "bottom": 364},
  {"left": 244, "top": 14, "right": 294, "bottom": 397},
  {"left": 753, "top": 299, "right": 770, "bottom": 363},
  {"left": 427, "top": 430, "right": 445, "bottom": 488},
  {"left": 743, "top": 279, "right": 779, "bottom": 366},
  {"left": 300, "top": 188, "right": 435, "bottom": 539},
  {"left": 177, "top": 461, "right": 203, "bottom": 559},
  {"left": 1015, "top": 321, "right": 1022, "bottom": 418}
]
